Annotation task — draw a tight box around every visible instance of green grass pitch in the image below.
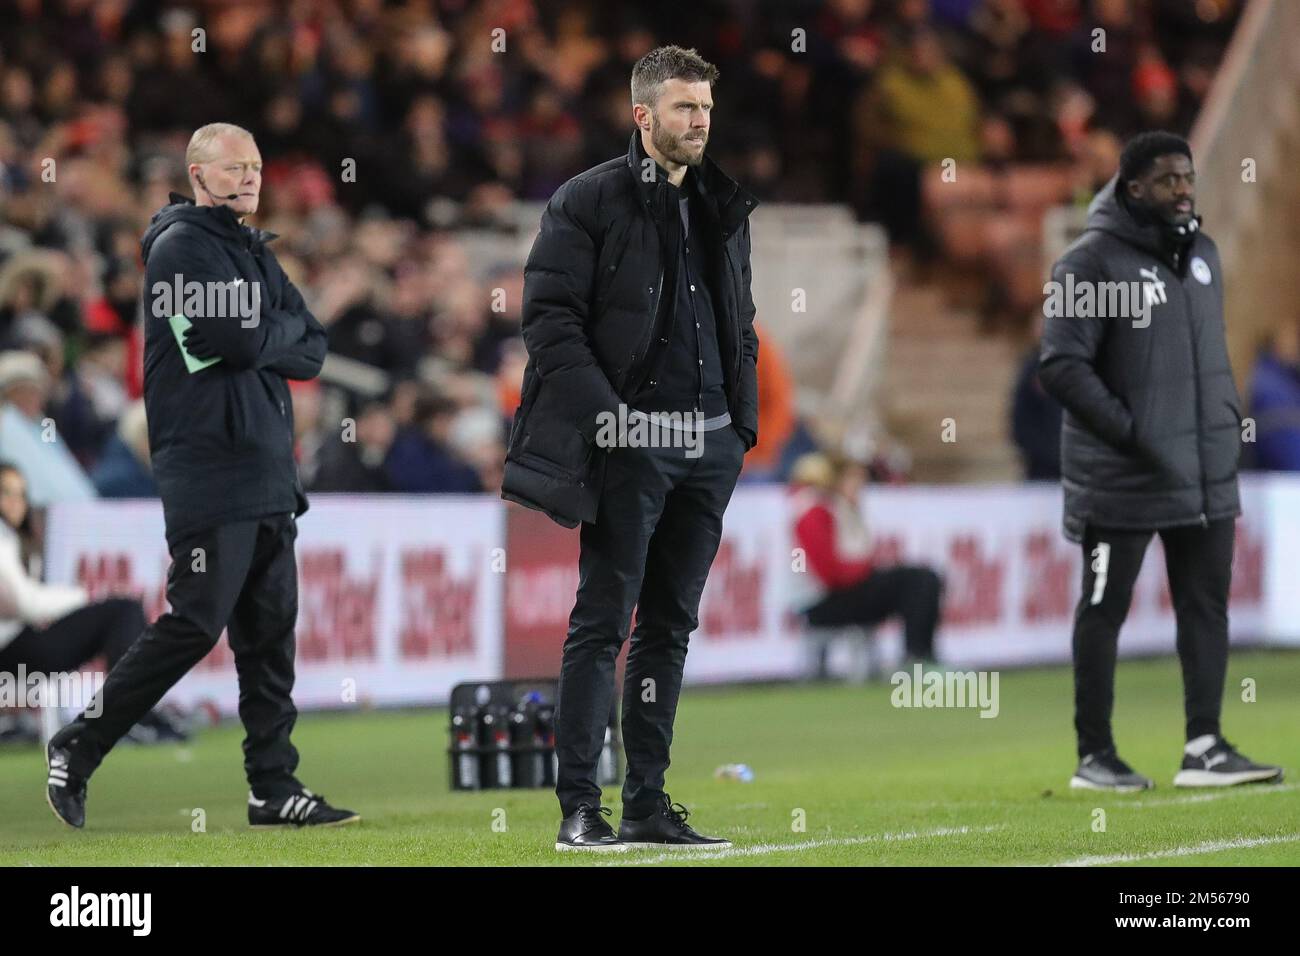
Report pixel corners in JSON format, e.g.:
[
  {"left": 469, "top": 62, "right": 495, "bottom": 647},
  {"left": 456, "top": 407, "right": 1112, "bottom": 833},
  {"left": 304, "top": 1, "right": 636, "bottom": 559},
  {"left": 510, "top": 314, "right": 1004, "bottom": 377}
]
[{"left": 3, "top": 650, "right": 1297, "bottom": 866}]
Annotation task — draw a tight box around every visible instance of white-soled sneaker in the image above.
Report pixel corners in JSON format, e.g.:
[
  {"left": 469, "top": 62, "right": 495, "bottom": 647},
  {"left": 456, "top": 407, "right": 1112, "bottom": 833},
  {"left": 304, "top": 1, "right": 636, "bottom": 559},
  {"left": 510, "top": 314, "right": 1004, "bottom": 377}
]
[
  {"left": 1068, "top": 750, "right": 1154, "bottom": 792},
  {"left": 1173, "top": 737, "right": 1283, "bottom": 787}
]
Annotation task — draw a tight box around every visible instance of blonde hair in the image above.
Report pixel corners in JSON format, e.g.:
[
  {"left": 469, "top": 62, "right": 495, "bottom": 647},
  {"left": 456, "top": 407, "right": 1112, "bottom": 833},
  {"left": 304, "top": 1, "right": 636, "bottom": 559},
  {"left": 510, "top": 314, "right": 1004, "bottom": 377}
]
[
  {"left": 185, "top": 122, "right": 255, "bottom": 167},
  {"left": 789, "top": 453, "right": 834, "bottom": 490},
  {"left": 789, "top": 450, "right": 869, "bottom": 492}
]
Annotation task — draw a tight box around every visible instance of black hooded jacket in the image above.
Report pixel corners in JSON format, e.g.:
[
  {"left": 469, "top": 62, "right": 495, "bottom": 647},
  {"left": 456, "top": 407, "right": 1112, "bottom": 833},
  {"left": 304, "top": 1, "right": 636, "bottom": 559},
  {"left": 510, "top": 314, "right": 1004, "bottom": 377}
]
[
  {"left": 1039, "top": 176, "right": 1242, "bottom": 542},
  {"left": 140, "top": 193, "right": 327, "bottom": 547},
  {"left": 501, "top": 132, "right": 760, "bottom": 528}
]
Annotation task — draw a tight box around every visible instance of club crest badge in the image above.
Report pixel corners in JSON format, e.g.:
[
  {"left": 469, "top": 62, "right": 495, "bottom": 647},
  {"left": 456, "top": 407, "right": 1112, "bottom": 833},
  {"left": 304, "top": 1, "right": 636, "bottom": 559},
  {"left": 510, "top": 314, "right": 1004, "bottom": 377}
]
[{"left": 1190, "top": 256, "right": 1212, "bottom": 285}]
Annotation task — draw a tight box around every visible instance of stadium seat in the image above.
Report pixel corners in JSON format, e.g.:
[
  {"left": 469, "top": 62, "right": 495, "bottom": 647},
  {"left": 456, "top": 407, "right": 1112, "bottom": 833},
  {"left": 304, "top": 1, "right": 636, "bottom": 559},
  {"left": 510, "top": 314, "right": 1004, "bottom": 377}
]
[{"left": 803, "top": 623, "right": 880, "bottom": 684}]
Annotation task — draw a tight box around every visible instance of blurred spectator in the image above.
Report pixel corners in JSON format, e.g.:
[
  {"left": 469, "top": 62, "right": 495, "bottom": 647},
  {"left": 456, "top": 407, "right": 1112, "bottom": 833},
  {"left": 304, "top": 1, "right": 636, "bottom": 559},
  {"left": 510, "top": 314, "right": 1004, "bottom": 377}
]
[
  {"left": 853, "top": 25, "right": 981, "bottom": 249},
  {"left": 1070, "top": 127, "right": 1124, "bottom": 205},
  {"left": 1012, "top": 314, "right": 1063, "bottom": 480},
  {"left": 90, "top": 399, "right": 155, "bottom": 498},
  {"left": 49, "top": 332, "right": 130, "bottom": 468},
  {"left": 384, "top": 392, "right": 481, "bottom": 493},
  {"left": 0, "top": 350, "right": 96, "bottom": 506},
  {"left": 857, "top": 25, "right": 983, "bottom": 166},
  {"left": 741, "top": 321, "right": 797, "bottom": 479},
  {"left": 0, "top": 250, "right": 80, "bottom": 344},
  {"left": 449, "top": 404, "right": 506, "bottom": 494},
  {"left": 0, "top": 461, "right": 185, "bottom": 743},
  {"left": 0, "top": 0, "right": 1239, "bottom": 498},
  {"left": 312, "top": 400, "right": 396, "bottom": 493},
  {"left": 1249, "top": 320, "right": 1300, "bottom": 471},
  {"left": 474, "top": 265, "right": 524, "bottom": 375},
  {"left": 789, "top": 450, "right": 943, "bottom": 671}
]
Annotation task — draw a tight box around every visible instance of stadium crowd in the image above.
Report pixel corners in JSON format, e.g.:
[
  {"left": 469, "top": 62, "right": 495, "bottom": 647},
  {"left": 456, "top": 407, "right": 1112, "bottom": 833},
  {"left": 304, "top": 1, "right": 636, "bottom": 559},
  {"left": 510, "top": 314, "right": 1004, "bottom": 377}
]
[{"left": 0, "top": 0, "right": 1268, "bottom": 509}]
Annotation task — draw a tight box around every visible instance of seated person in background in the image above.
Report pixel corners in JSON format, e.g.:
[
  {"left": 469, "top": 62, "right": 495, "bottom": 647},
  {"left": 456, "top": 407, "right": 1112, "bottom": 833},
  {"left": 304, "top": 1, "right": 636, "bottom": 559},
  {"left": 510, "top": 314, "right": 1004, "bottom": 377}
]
[
  {"left": 789, "top": 450, "right": 943, "bottom": 667},
  {"left": 0, "top": 462, "right": 186, "bottom": 743},
  {"left": 0, "top": 350, "right": 96, "bottom": 507},
  {"left": 91, "top": 400, "right": 158, "bottom": 499},
  {"left": 1249, "top": 318, "right": 1300, "bottom": 471}
]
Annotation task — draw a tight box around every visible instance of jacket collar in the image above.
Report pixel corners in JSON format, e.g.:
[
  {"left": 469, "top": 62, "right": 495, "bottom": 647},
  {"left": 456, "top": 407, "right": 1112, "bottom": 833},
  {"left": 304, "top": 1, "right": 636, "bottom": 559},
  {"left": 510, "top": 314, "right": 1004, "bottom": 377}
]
[
  {"left": 166, "top": 191, "right": 279, "bottom": 248},
  {"left": 1086, "top": 176, "right": 1199, "bottom": 267},
  {"left": 624, "top": 131, "right": 758, "bottom": 234}
]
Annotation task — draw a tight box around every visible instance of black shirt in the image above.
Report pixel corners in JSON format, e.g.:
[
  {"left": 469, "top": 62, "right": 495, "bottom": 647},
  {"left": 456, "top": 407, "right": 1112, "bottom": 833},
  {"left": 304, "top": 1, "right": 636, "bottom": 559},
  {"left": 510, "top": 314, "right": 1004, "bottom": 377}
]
[{"left": 638, "top": 175, "right": 729, "bottom": 421}]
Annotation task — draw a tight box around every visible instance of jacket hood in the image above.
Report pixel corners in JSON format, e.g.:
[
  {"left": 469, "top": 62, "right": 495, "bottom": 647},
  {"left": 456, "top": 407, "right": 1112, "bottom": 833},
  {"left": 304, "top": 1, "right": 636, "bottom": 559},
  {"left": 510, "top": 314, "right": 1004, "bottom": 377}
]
[
  {"left": 1085, "top": 175, "right": 1201, "bottom": 262},
  {"left": 141, "top": 192, "right": 278, "bottom": 263}
]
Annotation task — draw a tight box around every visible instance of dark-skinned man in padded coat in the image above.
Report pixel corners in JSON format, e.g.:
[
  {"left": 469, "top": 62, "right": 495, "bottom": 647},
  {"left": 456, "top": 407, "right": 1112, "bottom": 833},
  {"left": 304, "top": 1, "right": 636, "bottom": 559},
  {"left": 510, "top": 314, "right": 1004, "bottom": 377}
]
[{"left": 1039, "top": 131, "right": 1281, "bottom": 793}]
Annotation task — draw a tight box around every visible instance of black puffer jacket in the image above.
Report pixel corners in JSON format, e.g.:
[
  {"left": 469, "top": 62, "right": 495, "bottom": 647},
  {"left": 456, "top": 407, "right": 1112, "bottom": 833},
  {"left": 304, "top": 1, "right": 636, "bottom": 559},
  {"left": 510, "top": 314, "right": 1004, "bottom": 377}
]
[
  {"left": 502, "top": 132, "right": 760, "bottom": 528},
  {"left": 141, "top": 193, "right": 328, "bottom": 547},
  {"left": 1039, "top": 176, "right": 1241, "bottom": 542}
]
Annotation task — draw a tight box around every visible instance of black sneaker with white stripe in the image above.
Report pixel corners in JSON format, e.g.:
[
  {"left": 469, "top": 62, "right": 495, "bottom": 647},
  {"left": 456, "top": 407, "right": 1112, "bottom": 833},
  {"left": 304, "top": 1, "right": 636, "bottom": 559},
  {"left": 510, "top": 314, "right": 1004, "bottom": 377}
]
[
  {"left": 1068, "top": 749, "right": 1154, "bottom": 792},
  {"left": 248, "top": 788, "right": 360, "bottom": 828},
  {"left": 1173, "top": 737, "right": 1283, "bottom": 788},
  {"left": 46, "top": 739, "right": 88, "bottom": 829}
]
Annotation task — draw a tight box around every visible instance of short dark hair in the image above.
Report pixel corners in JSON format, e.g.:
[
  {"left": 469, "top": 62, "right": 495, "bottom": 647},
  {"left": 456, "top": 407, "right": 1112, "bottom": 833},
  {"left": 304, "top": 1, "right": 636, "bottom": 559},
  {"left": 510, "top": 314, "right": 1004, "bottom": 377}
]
[
  {"left": 630, "top": 45, "right": 719, "bottom": 108},
  {"left": 413, "top": 393, "right": 458, "bottom": 428},
  {"left": 1119, "top": 131, "right": 1192, "bottom": 184}
]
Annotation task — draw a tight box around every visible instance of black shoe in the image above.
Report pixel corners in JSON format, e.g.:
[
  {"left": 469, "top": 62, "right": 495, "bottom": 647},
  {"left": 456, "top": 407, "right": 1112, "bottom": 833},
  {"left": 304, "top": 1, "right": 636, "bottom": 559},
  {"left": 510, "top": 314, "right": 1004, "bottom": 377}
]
[
  {"left": 1173, "top": 738, "right": 1283, "bottom": 788},
  {"left": 1069, "top": 749, "right": 1154, "bottom": 792},
  {"left": 45, "top": 739, "right": 87, "bottom": 829},
  {"left": 555, "top": 803, "right": 627, "bottom": 852},
  {"left": 619, "top": 796, "right": 732, "bottom": 849},
  {"left": 248, "top": 788, "right": 361, "bottom": 828}
]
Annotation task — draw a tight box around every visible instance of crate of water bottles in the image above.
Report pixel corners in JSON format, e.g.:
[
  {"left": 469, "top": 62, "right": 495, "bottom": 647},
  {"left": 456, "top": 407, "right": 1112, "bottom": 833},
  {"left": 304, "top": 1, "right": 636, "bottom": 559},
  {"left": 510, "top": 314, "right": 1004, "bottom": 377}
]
[{"left": 447, "top": 679, "right": 621, "bottom": 791}]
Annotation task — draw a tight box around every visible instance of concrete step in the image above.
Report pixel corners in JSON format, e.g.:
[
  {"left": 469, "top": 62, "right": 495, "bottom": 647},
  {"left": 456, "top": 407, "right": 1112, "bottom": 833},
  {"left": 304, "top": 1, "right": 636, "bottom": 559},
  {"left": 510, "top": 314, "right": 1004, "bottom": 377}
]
[{"left": 880, "top": 276, "right": 1026, "bottom": 483}]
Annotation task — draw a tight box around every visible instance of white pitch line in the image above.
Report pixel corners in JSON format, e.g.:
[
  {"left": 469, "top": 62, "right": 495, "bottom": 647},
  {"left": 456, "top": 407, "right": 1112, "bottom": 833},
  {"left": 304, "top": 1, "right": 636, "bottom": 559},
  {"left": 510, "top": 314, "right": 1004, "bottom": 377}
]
[
  {"left": 1123, "top": 785, "right": 1294, "bottom": 806},
  {"left": 602, "top": 823, "right": 1005, "bottom": 866},
  {"left": 1051, "top": 832, "right": 1300, "bottom": 867},
  {"left": 1122, "top": 782, "right": 1296, "bottom": 808}
]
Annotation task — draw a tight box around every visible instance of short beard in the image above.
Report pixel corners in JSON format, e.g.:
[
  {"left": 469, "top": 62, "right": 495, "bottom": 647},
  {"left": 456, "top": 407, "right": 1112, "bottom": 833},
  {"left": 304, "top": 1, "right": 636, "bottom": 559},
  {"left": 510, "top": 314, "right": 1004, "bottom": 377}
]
[
  {"left": 651, "top": 113, "right": 706, "bottom": 167},
  {"left": 1125, "top": 187, "right": 1191, "bottom": 228}
]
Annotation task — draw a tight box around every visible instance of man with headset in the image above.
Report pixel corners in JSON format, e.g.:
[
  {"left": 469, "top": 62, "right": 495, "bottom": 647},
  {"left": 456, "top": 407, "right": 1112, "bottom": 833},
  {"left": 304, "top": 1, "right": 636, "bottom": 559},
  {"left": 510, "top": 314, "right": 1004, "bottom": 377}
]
[{"left": 46, "top": 123, "right": 358, "bottom": 829}]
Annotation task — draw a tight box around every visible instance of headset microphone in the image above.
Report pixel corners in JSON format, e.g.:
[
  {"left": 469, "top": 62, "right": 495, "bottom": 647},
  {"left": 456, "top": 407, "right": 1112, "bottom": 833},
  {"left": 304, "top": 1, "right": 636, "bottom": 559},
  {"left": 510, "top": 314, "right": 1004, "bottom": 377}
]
[{"left": 196, "top": 172, "right": 241, "bottom": 202}]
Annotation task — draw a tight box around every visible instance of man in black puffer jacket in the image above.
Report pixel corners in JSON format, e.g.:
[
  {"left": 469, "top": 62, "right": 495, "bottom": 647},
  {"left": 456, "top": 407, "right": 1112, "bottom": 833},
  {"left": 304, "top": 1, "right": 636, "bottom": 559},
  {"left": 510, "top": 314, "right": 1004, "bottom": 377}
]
[
  {"left": 1040, "top": 131, "right": 1281, "bottom": 793},
  {"left": 46, "top": 123, "right": 359, "bottom": 830},
  {"left": 501, "top": 76, "right": 759, "bottom": 529},
  {"left": 506, "top": 47, "right": 758, "bottom": 851}
]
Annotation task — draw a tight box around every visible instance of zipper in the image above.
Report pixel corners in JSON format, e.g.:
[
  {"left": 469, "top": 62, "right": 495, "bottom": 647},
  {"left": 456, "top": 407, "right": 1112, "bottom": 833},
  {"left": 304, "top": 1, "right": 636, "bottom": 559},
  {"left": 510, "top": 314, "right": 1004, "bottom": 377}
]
[
  {"left": 621, "top": 265, "right": 664, "bottom": 392},
  {"left": 1177, "top": 269, "right": 1209, "bottom": 521},
  {"left": 726, "top": 240, "right": 742, "bottom": 383}
]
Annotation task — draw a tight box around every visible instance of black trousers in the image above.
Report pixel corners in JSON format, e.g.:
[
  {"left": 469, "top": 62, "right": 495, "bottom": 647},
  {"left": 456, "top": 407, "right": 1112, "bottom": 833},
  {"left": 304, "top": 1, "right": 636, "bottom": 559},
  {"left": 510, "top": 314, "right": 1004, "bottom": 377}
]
[
  {"left": 0, "top": 597, "right": 144, "bottom": 676},
  {"left": 555, "top": 424, "right": 746, "bottom": 818},
  {"left": 1073, "top": 518, "right": 1234, "bottom": 758},
  {"left": 804, "top": 566, "right": 942, "bottom": 661},
  {"left": 52, "top": 513, "right": 303, "bottom": 797}
]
